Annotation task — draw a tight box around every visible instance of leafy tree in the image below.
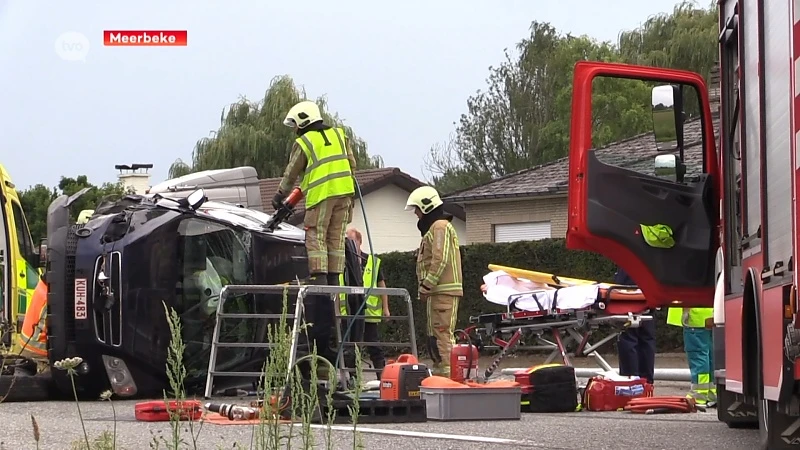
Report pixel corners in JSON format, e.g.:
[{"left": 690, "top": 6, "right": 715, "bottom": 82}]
[
  {"left": 18, "top": 184, "right": 58, "bottom": 244},
  {"left": 618, "top": 1, "right": 718, "bottom": 80},
  {"left": 169, "top": 75, "right": 384, "bottom": 179},
  {"left": 425, "top": 1, "right": 719, "bottom": 193},
  {"left": 18, "top": 176, "right": 130, "bottom": 242}
]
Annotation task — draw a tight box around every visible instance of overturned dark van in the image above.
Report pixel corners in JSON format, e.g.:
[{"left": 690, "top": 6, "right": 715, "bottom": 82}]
[{"left": 44, "top": 188, "right": 311, "bottom": 399}]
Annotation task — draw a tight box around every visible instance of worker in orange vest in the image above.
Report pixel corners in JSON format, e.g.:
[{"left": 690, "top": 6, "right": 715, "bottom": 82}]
[{"left": 18, "top": 277, "right": 48, "bottom": 358}]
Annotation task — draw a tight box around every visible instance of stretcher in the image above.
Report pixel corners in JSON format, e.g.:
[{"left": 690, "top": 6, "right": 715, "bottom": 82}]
[{"left": 460, "top": 267, "right": 653, "bottom": 380}]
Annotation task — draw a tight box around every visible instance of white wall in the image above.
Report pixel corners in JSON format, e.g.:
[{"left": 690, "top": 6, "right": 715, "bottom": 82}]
[{"left": 348, "top": 184, "right": 467, "bottom": 254}]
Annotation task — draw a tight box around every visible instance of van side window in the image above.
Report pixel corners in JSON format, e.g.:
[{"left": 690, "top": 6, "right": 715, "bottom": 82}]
[{"left": 11, "top": 201, "right": 35, "bottom": 263}]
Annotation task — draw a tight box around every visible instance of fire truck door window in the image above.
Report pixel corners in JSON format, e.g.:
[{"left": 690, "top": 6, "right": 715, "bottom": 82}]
[{"left": 583, "top": 77, "right": 716, "bottom": 288}]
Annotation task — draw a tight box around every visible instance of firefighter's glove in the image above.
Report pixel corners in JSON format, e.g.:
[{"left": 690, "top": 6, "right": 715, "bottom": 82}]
[
  {"left": 272, "top": 192, "right": 286, "bottom": 210},
  {"left": 419, "top": 282, "right": 433, "bottom": 299}
]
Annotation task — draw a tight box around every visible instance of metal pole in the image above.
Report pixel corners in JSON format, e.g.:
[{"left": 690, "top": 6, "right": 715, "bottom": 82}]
[
  {"left": 404, "top": 292, "right": 418, "bottom": 358},
  {"left": 284, "top": 287, "right": 307, "bottom": 388},
  {"left": 204, "top": 286, "right": 229, "bottom": 399}
]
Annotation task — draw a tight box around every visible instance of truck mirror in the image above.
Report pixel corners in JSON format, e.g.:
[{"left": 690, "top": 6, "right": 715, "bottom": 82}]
[
  {"left": 186, "top": 188, "right": 206, "bottom": 211},
  {"left": 654, "top": 154, "right": 688, "bottom": 183},
  {"left": 651, "top": 84, "right": 685, "bottom": 152}
]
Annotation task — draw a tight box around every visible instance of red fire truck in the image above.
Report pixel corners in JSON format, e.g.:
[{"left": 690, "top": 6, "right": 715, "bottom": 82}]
[{"left": 565, "top": 1, "right": 800, "bottom": 448}]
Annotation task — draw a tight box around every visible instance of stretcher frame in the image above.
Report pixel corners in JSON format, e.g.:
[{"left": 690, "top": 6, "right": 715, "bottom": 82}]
[{"left": 462, "top": 285, "right": 653, "bottom": 380}]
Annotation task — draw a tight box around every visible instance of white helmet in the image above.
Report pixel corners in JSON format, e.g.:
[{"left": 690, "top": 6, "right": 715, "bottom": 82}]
[
  {"left": 283, "top": 101, "right": 323, "bottom": 129},
  {"left": 405, "top": 186, "right": 443, "bottom": 215}
]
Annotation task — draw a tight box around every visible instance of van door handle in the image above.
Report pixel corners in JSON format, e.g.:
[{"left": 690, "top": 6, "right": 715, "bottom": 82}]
[{"left": 19, "top": 272, "right": 24, "bottom": 278}]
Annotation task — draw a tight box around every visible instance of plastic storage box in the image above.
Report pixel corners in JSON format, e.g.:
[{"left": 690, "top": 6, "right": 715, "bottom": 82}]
[{"left": 420, "top": 386, "right": 522, "bottom": 421}]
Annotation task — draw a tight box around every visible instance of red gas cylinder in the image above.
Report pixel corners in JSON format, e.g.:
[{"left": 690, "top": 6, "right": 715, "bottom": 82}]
[{"left": 450, "top": 344, "right": 479, "bottom": 383}]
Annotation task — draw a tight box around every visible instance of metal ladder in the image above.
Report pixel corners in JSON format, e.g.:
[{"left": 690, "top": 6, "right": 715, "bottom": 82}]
[{"left": 203, "top": 284, "right": 417, "bottom": 399}]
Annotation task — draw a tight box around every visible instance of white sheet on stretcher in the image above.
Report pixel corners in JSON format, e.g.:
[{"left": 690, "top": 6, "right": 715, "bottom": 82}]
[{"left": 482, "top": 270, "right": 599, "bottom": 311}]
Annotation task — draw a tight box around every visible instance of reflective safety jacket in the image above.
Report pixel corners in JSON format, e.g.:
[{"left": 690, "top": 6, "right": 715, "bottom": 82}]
[
  {"left": 667, "top": 307, "right": 714, "bottom": 328},
  {"left": 295, "top": 127, "right": 355, "bottom": 209},
  {"left": 416, "top": 219, "right": 463, "bottom": 296},
  {"left": 339, "top": 254, "right": 383, "bottom": 323},
  {"left": 18, "top": 278, "right": 48, "bottom": 358}
]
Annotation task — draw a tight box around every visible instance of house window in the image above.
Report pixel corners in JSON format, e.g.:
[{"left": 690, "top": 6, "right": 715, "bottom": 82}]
[{"left": 493, "top": 222, "right": 551, "bottom": 243}]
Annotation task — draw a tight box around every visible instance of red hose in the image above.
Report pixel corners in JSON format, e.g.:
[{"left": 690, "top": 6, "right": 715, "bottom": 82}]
[{"left": 623, "top": 396, "right": 699, "bottom": 414}]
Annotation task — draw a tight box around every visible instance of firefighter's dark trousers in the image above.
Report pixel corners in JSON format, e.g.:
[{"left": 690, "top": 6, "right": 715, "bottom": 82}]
[{"left": 617, "top": 318, "right": 656, "bottom": 384}]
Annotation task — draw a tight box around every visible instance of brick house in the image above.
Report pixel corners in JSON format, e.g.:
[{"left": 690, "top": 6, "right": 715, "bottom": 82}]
[
  {"left": 259, "top": 167, "right": 467, "bottom": 253},
  {"left": 444, "top": 69, "right": 720, "bottom": 244}
]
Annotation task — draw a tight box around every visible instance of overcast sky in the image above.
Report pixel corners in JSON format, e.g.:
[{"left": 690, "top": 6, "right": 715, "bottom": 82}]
[{"left": 0, "top": 0, "right": 688, "bottom": 190}]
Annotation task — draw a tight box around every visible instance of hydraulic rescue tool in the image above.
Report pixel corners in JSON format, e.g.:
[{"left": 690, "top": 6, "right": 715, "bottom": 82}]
[{"left": 266, "top": 187, "right": 303, "bottom": 231}]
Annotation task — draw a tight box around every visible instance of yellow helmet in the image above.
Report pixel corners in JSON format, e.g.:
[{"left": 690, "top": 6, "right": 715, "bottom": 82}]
[
  {"left": 405, "top": 186, "right": 442, "bottom": 215},
  {"left": 76, "top": 209, "right": 94, "bottom": 224},
  {"left": 283, "top": 101, "right": 323, "bottom": 129}
]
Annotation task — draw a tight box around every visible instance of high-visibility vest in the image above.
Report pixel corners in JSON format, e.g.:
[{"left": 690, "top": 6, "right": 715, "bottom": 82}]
[
  {"left": 295, "top": 127, "right": 355, "bottom": 209},
  {"left": 667, "top": 307, "right": 713, "bottom": 328},
  {"left": 339, "top": 254, "right": 383, "bottom": 323},
  {"left": 18, "top": 278, "right": 48, "bottom": 357}
]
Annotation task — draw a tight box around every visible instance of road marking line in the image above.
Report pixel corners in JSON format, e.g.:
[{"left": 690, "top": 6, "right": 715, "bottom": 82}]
[{"left": 298, "top": 423, "right": 534, "bottom": 446}]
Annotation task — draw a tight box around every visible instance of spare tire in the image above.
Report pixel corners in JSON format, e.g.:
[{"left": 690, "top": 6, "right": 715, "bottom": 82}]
[{"left": 0, "top": 373, "right": 54, "bottom": 402}]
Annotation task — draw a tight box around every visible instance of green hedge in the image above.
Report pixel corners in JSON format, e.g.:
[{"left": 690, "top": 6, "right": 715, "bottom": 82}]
[{"left": 372, "top": 238, "right": 683, "bottom": 357}]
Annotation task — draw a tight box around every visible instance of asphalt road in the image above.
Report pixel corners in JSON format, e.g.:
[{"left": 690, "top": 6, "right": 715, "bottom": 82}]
[
  {"left": 0, "top": 380, "right": 760, "bottom": 450},
  {"left": 0, "top": 353, "right": 747, "bottom": 449}
]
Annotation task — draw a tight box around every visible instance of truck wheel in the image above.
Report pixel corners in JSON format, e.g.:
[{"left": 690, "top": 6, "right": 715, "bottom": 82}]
[
  {"left": 0, "top": 373, "right": 53, "bottom": 402},
  {"left": 716, "top": 381, "right": 757, "bottom": 429},
  {"left": 756, "top": 389, "right": 800, "bottom": 448},
  {"left": 755, "top": 327, "right": 800, "bottom": 449}
]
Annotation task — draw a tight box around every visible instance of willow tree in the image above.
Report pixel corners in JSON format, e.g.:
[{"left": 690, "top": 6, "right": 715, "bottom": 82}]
[
  {"left": 169, "top": 75, "right": 383, "bottom": 179},
  {"left": 617, "top": 1, "right": 718, "bottom": 80}
]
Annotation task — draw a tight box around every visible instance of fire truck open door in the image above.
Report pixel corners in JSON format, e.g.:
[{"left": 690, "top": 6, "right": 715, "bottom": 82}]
[{"left": 565, "top": 61, "right": 720, "bottom": 309}]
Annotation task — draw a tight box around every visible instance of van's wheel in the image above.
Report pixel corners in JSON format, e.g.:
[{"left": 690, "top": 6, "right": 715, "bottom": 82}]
[{"left": 0, "top": 373, "right": 53, "bottom": 402}]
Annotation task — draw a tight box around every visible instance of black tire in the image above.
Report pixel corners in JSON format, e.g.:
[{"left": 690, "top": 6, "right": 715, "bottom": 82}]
[
  {"left": 754, "top": 321, "right": 797, "bottom": 449},
  {"left": 0, "top": 373, "right": 54, "bottom": 402},
  {"left": 756, "top": 313, "right": 771, "bottom": 449}
]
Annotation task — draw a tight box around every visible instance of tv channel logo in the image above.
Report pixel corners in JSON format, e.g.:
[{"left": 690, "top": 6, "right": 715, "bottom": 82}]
[{"left": 55, "top": 32, "right": 90, "bottom": 62}]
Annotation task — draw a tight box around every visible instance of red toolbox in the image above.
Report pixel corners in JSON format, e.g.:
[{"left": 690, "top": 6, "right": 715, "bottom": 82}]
[
  {"left": 582, "top": 376, "right": 654, "bottom": 411},
  {"left": 135, "top": 400, "right": 204, "bottom": 422}
]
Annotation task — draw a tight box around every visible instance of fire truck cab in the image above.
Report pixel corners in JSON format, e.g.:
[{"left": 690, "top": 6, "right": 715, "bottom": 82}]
[{"left": 565, "top": 1, "right": 800, "bottom": 448}]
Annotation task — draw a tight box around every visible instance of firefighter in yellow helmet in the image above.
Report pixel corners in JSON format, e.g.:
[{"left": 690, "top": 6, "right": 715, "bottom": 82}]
[
  {"left": 274, "top": 100, "right": 357, "bottom": 365},
  {"left": 406, "top": 186, "right": 463, "bottom": 376}
]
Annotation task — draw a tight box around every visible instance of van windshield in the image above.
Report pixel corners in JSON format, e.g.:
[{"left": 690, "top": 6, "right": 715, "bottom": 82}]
[{"left": 175, "top": 217, "right": 259, "bottom": 378}]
